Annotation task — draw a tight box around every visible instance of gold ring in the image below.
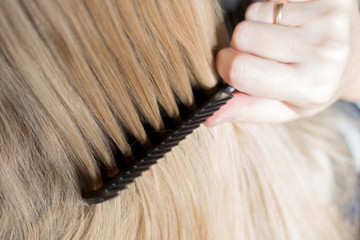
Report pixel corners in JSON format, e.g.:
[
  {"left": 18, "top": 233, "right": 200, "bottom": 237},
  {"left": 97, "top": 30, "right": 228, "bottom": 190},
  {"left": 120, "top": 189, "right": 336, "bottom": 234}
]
[{"left": 273, "top": 2, "right": 285, "bottom": 25}]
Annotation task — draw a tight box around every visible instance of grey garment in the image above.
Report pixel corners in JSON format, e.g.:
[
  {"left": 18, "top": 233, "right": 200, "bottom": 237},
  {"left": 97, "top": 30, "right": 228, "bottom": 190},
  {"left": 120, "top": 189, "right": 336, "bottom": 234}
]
[
  {"left": 337, "top": 101, "right": 360, "bottom": 121},
  {"left": 335, "top": 101, "right": 360, "bottom": 228},
  {"left": 221, "top": 0, "right": 241, "bottom": 11},
  {"left": 350, "top": 176, "right": 360, "bottom": 226},
  {"left": 335, "top": 101, "right": 360, "bottom": 174}
]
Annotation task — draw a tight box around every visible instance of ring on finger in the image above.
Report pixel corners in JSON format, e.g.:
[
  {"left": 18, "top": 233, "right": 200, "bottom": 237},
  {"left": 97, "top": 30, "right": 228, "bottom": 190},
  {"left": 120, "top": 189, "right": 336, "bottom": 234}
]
[{"left": 273, "top": 1, "right": 287, "bottom": 25}]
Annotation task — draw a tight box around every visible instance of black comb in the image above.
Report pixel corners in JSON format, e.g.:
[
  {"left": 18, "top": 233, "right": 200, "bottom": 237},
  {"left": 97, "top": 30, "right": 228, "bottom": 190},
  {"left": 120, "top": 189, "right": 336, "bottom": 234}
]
[
  {"left": 82, "top": 85, "right": 235, "bottom": 204},
  {"left": 82, "top": 0, "right": 248, "bottom": 204}
]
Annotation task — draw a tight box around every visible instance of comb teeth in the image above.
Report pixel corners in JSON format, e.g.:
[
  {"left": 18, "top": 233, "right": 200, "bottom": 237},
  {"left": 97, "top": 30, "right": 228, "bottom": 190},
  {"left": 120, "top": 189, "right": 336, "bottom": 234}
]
[{"left": 82, "top": 85, "right": 234, "bottom": 204}]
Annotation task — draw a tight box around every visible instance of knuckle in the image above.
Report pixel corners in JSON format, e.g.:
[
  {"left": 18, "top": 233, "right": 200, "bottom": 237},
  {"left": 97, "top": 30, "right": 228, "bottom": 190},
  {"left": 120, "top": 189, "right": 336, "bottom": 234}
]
[
  {"left": 338, "top": 0, "right": 352, "bottom": 10},
  {"left": 328, "top": 0, "right": 351, "bottom": 10},
  {"left": 313, "top": 44, "right": 350, "bottom": 63},
  {"left": 299, "top": 78, "right": 337, "bottom": 105},
  {"left": 301, "top": 87, "right": 333, "bottom": 105},
  {"left": 315, "top": 87, "right": 335, "bottom": 104},
  {"left": 311, "top": 11, "right": 350, "bottom": 63},
  {"left": 306, "top": 10, "right": 350, "bottom": 63},
  {"left": 324, "top": 11, "right": 350, "bottom": 40}
]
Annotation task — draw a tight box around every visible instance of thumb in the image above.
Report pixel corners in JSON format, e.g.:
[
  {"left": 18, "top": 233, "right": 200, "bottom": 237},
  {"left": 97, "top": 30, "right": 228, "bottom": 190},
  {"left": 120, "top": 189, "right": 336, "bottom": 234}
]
[{"left": 204, "top": 92, "right": 299, "bottom": 125}]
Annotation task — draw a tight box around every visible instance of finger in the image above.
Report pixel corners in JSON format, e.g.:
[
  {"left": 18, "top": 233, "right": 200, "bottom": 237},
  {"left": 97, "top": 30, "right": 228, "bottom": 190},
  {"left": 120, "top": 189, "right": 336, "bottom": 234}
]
[
  {"left": 231, "top": 21, "right": 307, "bottom": 63},
  {"left": 204, "top": 92, "right": 298, "bottom": 125},
  {"left": 246, "top": 1, "right": 326, "bottom": 26},
  {"left": 216, "top": 48, "right": 306, "bottom": 106},
  {"left": 268, "top": 0, "right": 314, "bottom": 3}
]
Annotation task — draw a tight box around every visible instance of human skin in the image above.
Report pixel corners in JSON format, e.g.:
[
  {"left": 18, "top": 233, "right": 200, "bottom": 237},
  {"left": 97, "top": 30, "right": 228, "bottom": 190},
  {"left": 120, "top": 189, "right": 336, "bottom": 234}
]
[{"left": 206, "top": 0, "right": 360, "bottom": 125}]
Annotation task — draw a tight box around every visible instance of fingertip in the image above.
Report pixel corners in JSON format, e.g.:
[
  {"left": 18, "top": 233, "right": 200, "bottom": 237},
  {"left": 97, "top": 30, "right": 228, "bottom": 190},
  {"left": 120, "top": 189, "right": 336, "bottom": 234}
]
[
  {"left": 204, "top": 92, "right": 254, "bottom": 127},
  {"left": 230, "top": 21, "right": 250, "bottom": 51},
  {"left": 245, "top": 2, "right": 261, "bottom": 21},
  {"left": 204, "top": 101, "right": 229, "bottom": 127},
  {"left": 215, "top": 48, "right": 238, "bottom": 82},
  {"left": 203, "top": 117, "right": 219, "bottom": 127},
  {"left": 205, "top": 92, "right": 299, "bottom": 124}
]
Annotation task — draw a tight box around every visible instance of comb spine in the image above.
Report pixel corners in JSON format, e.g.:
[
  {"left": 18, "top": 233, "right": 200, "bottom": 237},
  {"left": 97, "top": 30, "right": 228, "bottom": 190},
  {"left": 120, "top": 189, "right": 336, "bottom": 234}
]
[{"left": 82, "top": 85, "right": 234, "bottom": 204}]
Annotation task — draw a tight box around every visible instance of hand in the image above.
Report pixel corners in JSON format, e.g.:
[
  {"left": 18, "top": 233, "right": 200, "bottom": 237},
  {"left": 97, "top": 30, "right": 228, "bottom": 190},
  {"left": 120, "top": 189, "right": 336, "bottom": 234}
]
[{"left": 206, "top": 0, "right": 360, "bottom": 125}]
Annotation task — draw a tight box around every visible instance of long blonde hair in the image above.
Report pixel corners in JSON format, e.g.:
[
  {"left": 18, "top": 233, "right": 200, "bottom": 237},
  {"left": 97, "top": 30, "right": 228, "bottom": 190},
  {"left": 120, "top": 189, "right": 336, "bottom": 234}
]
[{"left": 0, "top": 0, "right": 357, "bottom": 239}]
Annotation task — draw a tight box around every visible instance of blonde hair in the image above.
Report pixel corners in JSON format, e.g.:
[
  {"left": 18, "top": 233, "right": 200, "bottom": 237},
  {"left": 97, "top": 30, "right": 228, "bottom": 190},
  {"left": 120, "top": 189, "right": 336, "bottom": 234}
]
[{"left": 0, "top": 0, "right": 358, "bottom": 239}]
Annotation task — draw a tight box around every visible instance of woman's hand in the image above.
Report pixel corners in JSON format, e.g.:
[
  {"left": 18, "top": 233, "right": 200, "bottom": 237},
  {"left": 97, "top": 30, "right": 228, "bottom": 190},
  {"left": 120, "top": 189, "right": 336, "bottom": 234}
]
[{"left": 206, "top": 0, "right": 360, "bottom": 125}]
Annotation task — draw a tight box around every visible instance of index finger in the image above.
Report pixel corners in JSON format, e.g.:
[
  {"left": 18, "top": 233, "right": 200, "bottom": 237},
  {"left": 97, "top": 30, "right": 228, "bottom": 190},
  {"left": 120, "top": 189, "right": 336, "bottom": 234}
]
[{"left": 216, "top": 48, "right": 310, "bottom": 106}]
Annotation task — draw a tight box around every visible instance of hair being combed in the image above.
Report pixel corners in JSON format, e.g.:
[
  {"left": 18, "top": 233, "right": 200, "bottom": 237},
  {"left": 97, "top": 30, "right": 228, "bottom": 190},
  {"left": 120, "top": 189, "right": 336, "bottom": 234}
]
[{"left": 0, "top": 0, "right": 358, "bottom": 239}]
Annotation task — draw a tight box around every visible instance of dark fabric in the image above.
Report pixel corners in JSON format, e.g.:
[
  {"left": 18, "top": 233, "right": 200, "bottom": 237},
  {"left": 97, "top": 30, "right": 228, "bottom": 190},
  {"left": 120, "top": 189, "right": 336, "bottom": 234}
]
[
  {"left": 350, "top": 175, "right": 360, "bottom": 225},
  {"left": 335, "top": 100, "right": 360, "bottom": 120},
  {"left": 220, "top": 0, "right": 253, "bottom": 36},
  {"left": 335, "top": 101, "right": 360, "bottom": 232},
  {"left": 221, "top": 0, "right": 243, "bottom": 11}
]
